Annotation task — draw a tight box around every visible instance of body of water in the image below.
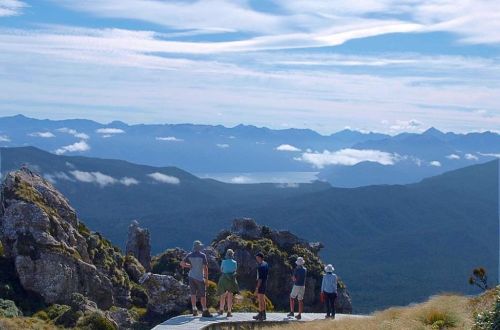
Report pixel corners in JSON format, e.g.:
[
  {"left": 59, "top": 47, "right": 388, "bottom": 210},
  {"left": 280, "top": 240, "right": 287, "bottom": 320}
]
[{"left": 196, "top": 171, "right": 320, "bottom": 184}]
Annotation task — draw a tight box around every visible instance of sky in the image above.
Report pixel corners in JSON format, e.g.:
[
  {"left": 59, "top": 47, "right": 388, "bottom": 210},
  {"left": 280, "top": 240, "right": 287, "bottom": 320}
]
[{"left": 0, "top": 0, "right": 499, "bottom": 134}]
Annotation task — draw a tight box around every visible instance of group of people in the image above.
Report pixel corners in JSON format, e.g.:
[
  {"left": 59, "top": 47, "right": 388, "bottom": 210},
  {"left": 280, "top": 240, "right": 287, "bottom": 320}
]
[{"left": 180, "top": 240, "right": 339, "bottom": 321}]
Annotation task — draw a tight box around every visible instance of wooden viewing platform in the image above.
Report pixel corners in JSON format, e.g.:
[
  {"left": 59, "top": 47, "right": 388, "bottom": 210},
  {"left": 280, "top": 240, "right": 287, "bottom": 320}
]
[{"left": 152, "top": 312, "right": 367, "bottom": 330}]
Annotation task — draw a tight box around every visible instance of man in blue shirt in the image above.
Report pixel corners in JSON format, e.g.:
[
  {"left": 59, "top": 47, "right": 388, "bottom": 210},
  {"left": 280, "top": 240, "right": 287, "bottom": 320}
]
[
  {"left": 253, "top": 252, "right": 268, "bottom": 321},
  {"left": 288, "top": 256, "right": 307, "bottom": 320},
  {"left": 180, "top": 240, "right": 213, "bottom": 318}
]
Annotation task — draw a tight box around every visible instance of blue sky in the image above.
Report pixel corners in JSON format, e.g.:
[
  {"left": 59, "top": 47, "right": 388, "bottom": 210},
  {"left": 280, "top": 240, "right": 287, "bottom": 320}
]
[{"left": 0, "top": 0, "right": 499, "bottom": 134}]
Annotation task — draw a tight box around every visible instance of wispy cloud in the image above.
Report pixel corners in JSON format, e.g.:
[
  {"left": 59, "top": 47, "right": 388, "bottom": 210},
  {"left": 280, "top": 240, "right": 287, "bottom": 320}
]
[
  {"left": 0, "top": 134, "right": 10, "bottom": 142},
  {"left": 216, "top": 143, "right": 230, "bottom": 149},
  {"left": 230, "top": 176, "right": 252, "bottom": 184},
  {"left": 478, "top": 152, "right": 500, "bottom": 158},
  {"left": 56, "top": 127, "right": 89, "bottom": 139},
  {"left": 54, "top": 140, "right": 90, "bottom": 155},
  {"left": 96, "top": 128, "right": 125, "bottom": 134},
  {"left": 29, "top": 131, "right": 55, "bottom": 138},
  {"left": 156, "top": 136, "right": 183, "bottom": 142},
  {"left": 446, "top": 154, "right": 460, "bottom": 160},
  {"left": 296, "top": 148, "right": 399, "bottom": 168},
  {"left": 429, "top": 160, "right": 442, "bottom": 167},
  {"left": 464, "top": 153, "right": 479, "bottom": 160},
  {"left": 276, "top": 144, "right": 301, "bottom": 152},
  {"left": 70, "top": 170, "right": 139, "bottom": 187},
  {"left": 0, "top": 0, "right": 27, "bottom": 17},
  {"left": 147, "top": 172, "right": 180, "bottom": 185}
]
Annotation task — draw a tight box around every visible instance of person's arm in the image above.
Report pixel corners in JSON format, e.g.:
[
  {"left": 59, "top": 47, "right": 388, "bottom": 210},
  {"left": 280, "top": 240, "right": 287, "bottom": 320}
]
[
  {"left": 180, "top": 255, "right": 191, "bottom": 269},
  {"left": 321, "top": 276, "right": 325, "bottom": 293},
  {"left": 292, "top": 268, "right": 297, "bottom": 282},
  {"left": 255, "top": 266, "right": 262, "bottom": 294}
]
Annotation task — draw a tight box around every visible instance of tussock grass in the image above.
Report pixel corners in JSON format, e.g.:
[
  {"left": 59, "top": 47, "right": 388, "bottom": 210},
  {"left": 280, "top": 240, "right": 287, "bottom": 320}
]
[
  {"left": 271, "top": 294, "right": 473, "bottom": 330},
  {"left": 0, "top": 317, "right": 58, "bottom": 330}
]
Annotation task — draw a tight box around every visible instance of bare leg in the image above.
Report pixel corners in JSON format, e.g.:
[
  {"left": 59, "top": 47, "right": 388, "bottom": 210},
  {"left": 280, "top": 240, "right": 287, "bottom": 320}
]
[
  {"left": 298, "top": 300, "right": 303, "bottom": 315},
  {"left": 227, "top": 292, "right": 233, "bottom": 312},
  {"left": 219, "top": 293, "right": 226, "bottom": 312},
  {"left": 290, "top": 297, "right": 295, "bottom": 313},
  {"left": 191, "top": 295, "right": 197, "bottom": 310},
  {"left": 201, "top": 296, "right": 207, "bottom": 311}
]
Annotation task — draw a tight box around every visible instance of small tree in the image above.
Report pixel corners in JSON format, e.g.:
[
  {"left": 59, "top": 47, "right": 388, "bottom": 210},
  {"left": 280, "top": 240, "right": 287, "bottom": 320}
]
[{"left": 469, "top": 267, "right": 489, "bottom": 291}]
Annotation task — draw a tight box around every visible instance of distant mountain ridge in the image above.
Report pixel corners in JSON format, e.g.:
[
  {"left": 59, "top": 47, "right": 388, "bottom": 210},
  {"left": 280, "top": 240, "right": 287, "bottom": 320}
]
[
  {"left": 0, "top": 115, "right": 499, "bottom": 187},
  {"left": 0, "top": 146, "right": 497, "bottom": 313}
]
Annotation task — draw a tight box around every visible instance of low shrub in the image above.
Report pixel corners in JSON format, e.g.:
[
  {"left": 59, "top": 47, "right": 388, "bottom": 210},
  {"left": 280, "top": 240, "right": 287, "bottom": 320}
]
[{"left": 77, "top": 312, "right": 117, "bottom": 330}]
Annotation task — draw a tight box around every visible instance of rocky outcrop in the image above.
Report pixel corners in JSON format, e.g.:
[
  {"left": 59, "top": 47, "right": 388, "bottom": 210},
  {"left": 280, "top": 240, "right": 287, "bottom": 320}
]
[
  {"left": 213, "top": 218, "right": 353, "bottom": 313},
  {"left": 139, "top": 273, "right": 190, "bottom": 315},
  {"left": 0, "top": 168, "right": 130, "bottom": 309},
  {"left": 126, "top": 220, "right": 151, "bottom": 271}
]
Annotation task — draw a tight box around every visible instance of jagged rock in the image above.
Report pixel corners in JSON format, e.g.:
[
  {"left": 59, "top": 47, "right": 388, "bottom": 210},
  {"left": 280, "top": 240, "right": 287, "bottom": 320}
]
[
  {"left": 230, "top": 218, "right": 262, "bottom": 239},
  {"left": 124, "top": 255, "right": 146, "bottom": 283},
  {"left": 126, "top": 220, "right": 152, "bottom": 271},
  {"left": 106, "top": 307, "right": 136, "bottom": 330},
  {"left": 0, "top": 168, "right": 131, "bottom": 309},
  {"left": 139, "top": 272, "right": 189, "bottom": 315}
]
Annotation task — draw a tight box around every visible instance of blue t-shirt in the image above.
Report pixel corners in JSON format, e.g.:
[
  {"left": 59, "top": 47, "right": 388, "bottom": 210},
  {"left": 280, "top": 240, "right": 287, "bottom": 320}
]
[
  {"left": 257, "top": 261, "right": 269, "bottom": 283},
  {"left": 293, "top": 266, "right": 307, "bottom": 286},
  {"left": 221, "top": 259, "right": 237, "bottom": 274}
]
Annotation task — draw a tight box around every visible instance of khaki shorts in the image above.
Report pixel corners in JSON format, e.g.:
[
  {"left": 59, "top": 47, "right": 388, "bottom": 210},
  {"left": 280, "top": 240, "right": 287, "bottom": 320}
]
[
  {"left": 290, "top": 285, "right": 305, "bottom": 300},
  {"left": 189, "top": 278, "right": 206, "bottom": 298}
]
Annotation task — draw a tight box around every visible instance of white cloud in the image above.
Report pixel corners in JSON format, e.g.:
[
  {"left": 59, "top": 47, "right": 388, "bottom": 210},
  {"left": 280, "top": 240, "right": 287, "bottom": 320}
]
[
  {"left": 70, "top": 170, "right": 116, "bottom": 187},
  {"left": 44, "top": 171, "right": 74, "bottom": 183},
  {"left": 388, "top": 119, "right": 424, "bottom": 132},
  {"left": 296, "top": 148, "right": 398, "bottom": 168},
  {"left": 120, "top": 177, "right": 139, "bottom": 186},
  {"left": 29, "top": 131, "right": 55, "bottom": 138},
  {"left": 478, "top": 152, "right": 500, "bottom": 158},
  {"left": 96, "top": 128, "right": 125, "bottom": 134},
  {"left": 230, "top": 176, "right": 252, "bottom": 184},
  {"left": 465, "top": 153, "right": 479, "bottom": 160},
  {"left": 147, "top": 172, "right": 180, "bottom": 185},
  {"left": 276, "top": 144, "right": 301, "bottom": 152},
  {"left": 54, "top": 140, "right": 90, "bottom": 155},
  {"left": 216, "top": 143, "right": 230, "bottom": 148},
  {"left": 0, "top": 135, "right": 10, "bottom": 142},
  {"left": 0, "top": 0, "right": 26, "bottom": 17},
  {"left": 276, "top": 182, "right": 300, "bottom": 188},
  {"left": 56, "top": 127, "right": 89, "bottom": 139},
  {"left": 446, "top": 154, "right": 461, "bottom": 160},
  {"left": 156, "top": 136, "right": 184, "bottom": 142},
  {"left": 429, "top": 160, "right": 442, "bottom": 167}
]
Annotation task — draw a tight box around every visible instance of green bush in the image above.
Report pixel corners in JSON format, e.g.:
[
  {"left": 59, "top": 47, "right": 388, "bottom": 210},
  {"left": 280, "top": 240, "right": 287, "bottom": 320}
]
[
  {"left": 232, "top": 290, "right": 274, "bottom": 312},
  {"left": 206, "top": 280, "right": 218, "bottom": 308},
  {"left": 474, "top": 287, "right": 500, "bottom": 329},
  {"left": 0, "top": 299, "right": 22, "bottom": 318},
  {"left": 421, "top": 308, "right": 457, "bottom": 328},
  {"left": 131, "top": 283, "right": 148, "bottom": 308},
  {"left": 77, "top": 312, "right": 117, "bottom": 330}
]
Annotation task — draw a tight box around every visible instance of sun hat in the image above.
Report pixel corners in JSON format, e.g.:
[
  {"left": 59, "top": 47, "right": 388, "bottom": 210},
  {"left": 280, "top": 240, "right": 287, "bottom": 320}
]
[
  {"left": 225, "top": 249, "right": 235, "bottom": 259},
  {"left": 193, "top": 240, "right": 203, "bottom": 252},
  {"left": 295, "top": 257, "right": 305, "bottom": 266},
  {"left": 324, "top": 264, "right": 335, "bottom": 273}
]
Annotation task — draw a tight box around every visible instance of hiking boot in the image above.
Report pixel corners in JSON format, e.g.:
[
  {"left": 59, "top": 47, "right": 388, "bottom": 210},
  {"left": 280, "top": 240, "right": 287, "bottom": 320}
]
[
  {"left": 331, "top": 315, "right": 336, "bottom": 320},
  {"left": 287, "top": 312, "right": 294, "bottom": 317},
  {"left": 227, "top": 312, "right": 233, "bottom": 317},
  {"left": 295, "top": 314, "right": 301, "bottom": 320},
  {"left": 325, "top": 314, "right": 330, "bottom": 319},
  {"left": 202, "top": 310, "right": 213, "bottom": 318},
  {"left": 261, "top": 311, "right": 267, "bottom": 321},
  {"left": 192, "top": 309, "right": 198, "bottom": 317},
  {"left": 217, "top": 310, "right": 223, "bottom": 316},
  {"left": 253, "top": 312, "right": 261, "bottom": 320}
]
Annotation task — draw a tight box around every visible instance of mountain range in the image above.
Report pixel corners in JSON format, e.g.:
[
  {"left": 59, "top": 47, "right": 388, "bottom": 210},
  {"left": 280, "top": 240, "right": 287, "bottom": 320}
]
[
  {"left": 1, "top": 114, "right": 499, "bottom": 187},
  {"left": 1, "top": 146, "right": 497, "bottom": 313}
]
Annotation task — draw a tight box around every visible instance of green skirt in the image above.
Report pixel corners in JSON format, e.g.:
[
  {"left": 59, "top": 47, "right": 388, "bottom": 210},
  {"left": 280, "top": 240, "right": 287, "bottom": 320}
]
[{"left": 217, "top": 273, "right": 239, "bottom": 295}]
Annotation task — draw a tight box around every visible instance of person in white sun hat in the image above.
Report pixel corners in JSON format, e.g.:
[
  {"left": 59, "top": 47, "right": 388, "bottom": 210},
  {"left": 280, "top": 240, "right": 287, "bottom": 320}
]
[
  {"left": 287, "top": 256, "right": 307, "bottom": 320},
  {"left": 321, "top": 264, "right": 338, "bottom": 319}
]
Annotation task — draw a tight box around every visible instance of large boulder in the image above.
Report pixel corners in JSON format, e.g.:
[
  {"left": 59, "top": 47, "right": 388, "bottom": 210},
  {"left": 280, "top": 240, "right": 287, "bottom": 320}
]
[
  {"left": 126, "top": 220, "right": 152, "bottom": 271},
  {"left": 139, "top": 272, "right": 190, "bottom": 315},
  {"left": 0, "top": 168, "right": 131, "bottom": 309}
]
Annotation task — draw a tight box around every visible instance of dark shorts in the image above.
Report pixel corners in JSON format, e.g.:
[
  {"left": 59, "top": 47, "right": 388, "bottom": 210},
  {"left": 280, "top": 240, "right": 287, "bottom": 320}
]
[
  {"left": 257, "top": 282, "right": 267, "bottom": 294},
  {"left": 189, "top": 277, "right": 206, "bottom": 298}
]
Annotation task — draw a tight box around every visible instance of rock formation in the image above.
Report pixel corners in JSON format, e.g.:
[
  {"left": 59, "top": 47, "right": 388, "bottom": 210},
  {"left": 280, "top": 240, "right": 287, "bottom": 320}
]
[
  {"left": 139, "top": 272, "right": 190, "bottom": 315},
  {"left": 126, "top": 220, "right": 152, "bottom": 271},
  {"left": 213, "top": 218, "right": 353, "bottom": 313}
]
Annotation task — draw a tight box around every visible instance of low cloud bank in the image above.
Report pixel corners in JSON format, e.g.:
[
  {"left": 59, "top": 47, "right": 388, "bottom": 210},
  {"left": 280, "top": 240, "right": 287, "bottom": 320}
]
[
  {"left": 148, "top": 172, "right": 180, "bottom": 185},
  {"left": 296, "top": 148, "right": 398, "bottom": 168}
]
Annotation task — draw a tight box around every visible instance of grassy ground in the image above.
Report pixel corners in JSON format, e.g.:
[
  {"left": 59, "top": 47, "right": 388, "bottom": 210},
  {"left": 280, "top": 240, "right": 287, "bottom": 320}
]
[
  {"left": 0, "top": 317, "right": 58, "bottom": 330},
  {"left": 270, "top": 291, "right": 497, "bottom": 330}
]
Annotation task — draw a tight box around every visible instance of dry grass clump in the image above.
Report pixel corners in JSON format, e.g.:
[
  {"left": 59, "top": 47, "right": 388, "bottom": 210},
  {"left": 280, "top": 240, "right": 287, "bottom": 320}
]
[
  {"left": 271, "top": 294, "right": 473, "bottom": 330},
  {"left": 0, "top": 317, "right": 58, "bottom": 330}
]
